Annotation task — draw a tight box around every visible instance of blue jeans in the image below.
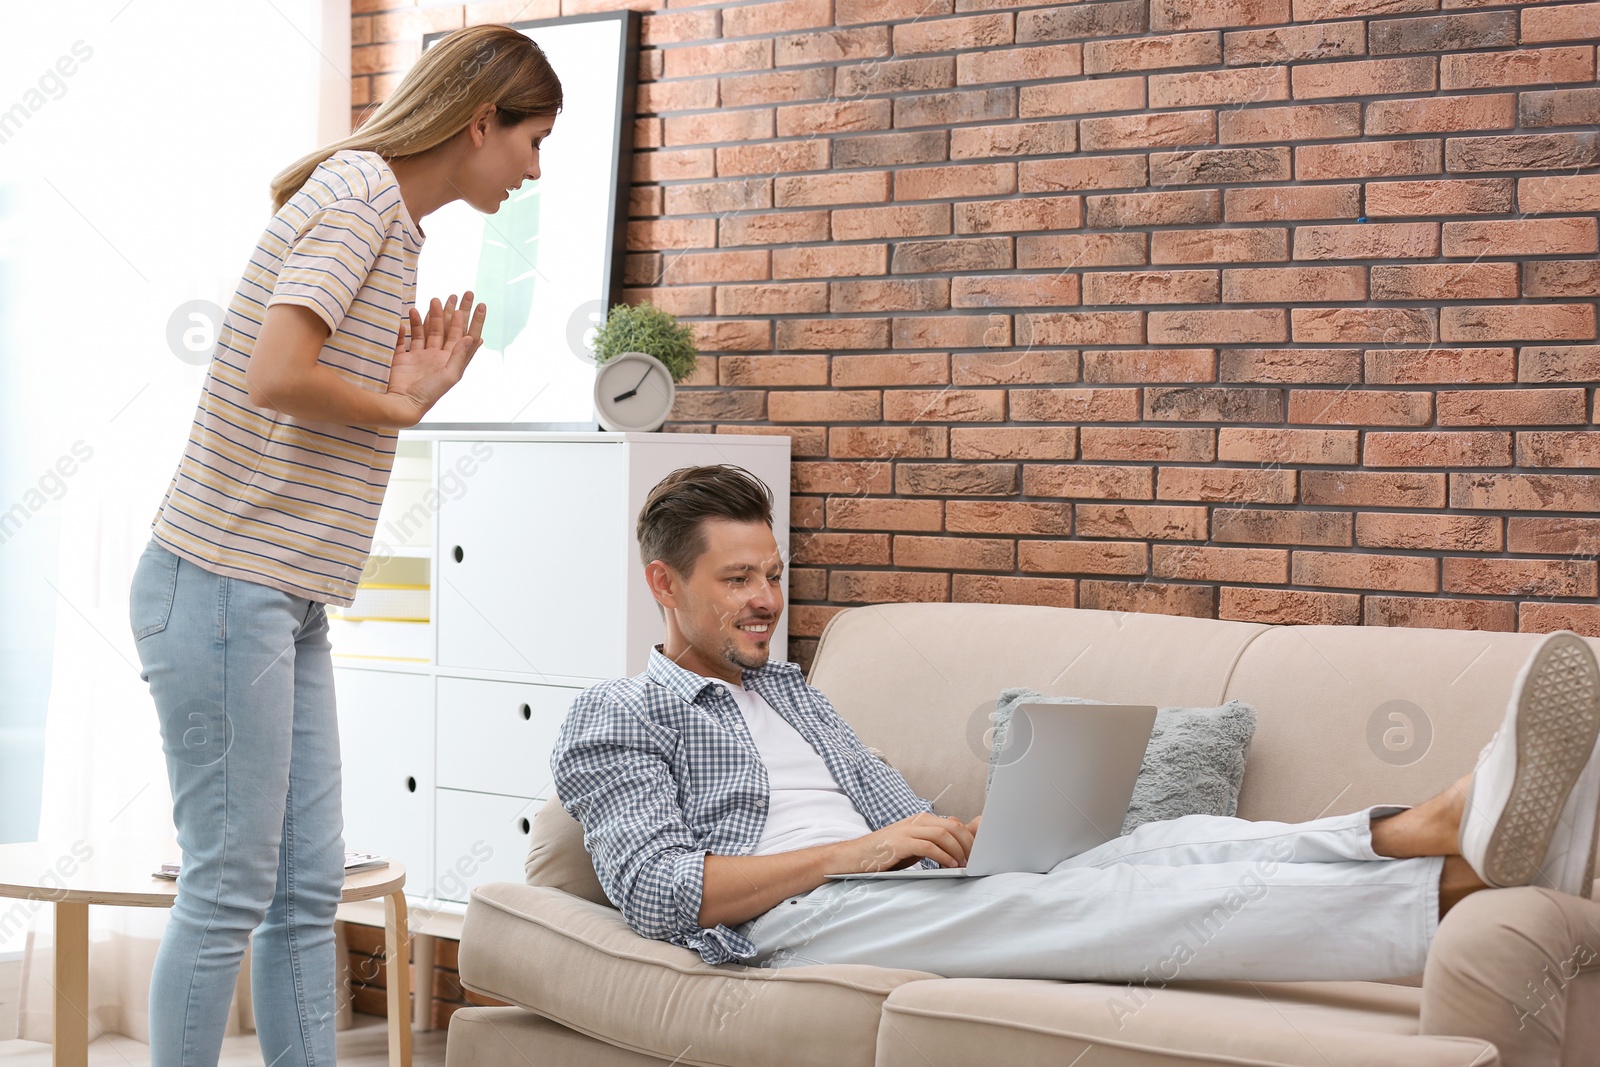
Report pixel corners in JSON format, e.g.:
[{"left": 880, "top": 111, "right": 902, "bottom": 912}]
[{"left": 130, "top": 538, "right": 344, "bottom": 1067}]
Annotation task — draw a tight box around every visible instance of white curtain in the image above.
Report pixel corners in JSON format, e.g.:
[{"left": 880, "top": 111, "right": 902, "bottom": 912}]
[{"left": 0, "top": 0, "right": 352, "bottom": 1044}]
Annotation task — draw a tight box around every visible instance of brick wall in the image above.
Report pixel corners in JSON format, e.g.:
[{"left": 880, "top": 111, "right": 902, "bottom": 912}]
[{"left": 355, "top": 0, "right": 1600, "bottom": 672}]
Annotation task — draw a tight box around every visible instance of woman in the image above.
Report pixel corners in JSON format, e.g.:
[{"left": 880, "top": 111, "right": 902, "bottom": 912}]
[{"left": 128, "top": 25, "right": 560, "bottom": 1067}]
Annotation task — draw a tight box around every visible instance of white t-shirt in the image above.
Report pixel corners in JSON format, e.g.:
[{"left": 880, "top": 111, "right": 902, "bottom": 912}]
[{"left": 710, "top": 679, "right": 872, "bottom": 855}]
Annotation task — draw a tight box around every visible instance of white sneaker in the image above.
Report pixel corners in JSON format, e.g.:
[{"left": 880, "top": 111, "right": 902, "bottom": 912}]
[{"left": 1459, "top": 631, "right": 1600, "bottom": 896}]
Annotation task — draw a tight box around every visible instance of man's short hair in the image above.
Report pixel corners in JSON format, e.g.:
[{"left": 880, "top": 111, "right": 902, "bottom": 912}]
[{"left": 637, "top": 464, "right": 775, "bottom": 578}]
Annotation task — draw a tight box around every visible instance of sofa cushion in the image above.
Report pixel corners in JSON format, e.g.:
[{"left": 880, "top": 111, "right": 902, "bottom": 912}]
[
  {"left": 875, "top": 977, "right": 1499, "bottom": 1067},
  {"left": 457, "top": 881, "right": 939, "bottom": 1067},
  {"left": 525, "top": 795, "right": 610, "bottom": 907},
  {"left": 446, "top": 1006, "right": 674, "bottom": 1067}
]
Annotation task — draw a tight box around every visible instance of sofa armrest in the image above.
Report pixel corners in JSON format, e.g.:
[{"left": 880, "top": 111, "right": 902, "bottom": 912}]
[{"left": 1421, "top": 887, "right": 1600, "bottom": 1067}]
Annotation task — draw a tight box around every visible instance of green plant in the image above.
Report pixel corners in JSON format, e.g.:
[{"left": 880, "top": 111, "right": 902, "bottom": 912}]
[{"left": 589, "top": 302, "right": 698, "bottom": 383}]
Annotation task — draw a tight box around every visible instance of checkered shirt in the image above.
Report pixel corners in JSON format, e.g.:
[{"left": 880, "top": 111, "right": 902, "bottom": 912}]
[{"left": 551, "top": 645, "right": 934, "bottom": 964}]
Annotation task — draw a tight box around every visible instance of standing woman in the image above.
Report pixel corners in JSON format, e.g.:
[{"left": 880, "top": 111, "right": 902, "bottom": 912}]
[{"left": 129, "top": 25, "right": 561, "bottom": 1067}]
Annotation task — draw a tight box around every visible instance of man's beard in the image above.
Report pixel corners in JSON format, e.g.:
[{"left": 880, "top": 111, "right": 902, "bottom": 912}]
[{"left": 721, "top": 637, "right": 770, "bottom": 671}]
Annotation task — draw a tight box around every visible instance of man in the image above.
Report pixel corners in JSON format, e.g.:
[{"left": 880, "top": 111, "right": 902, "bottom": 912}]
[{"left": 552, "top": 464, "right": 1600, "bottom": 981}]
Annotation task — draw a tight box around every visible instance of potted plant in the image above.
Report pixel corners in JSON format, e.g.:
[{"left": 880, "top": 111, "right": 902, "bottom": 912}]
[{"left": 588, "top": 302, "right": 699, "bottom": 432}]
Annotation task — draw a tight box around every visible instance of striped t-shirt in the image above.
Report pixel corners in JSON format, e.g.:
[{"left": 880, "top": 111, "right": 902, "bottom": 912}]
[{"left": 151, "top": 150, "right": 423, "bottom": 607}]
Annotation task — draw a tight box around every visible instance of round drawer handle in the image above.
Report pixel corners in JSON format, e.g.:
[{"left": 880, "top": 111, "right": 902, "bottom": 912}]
[
  {"left": 452, "top": 545, "right": 464, "bottom": 563},
  {"left": 405, "top": 776, "right": 417, "bottom": 793},
  {"left": 520, "top": 703, "right": 532, "bottom": 720},
  {"left": 519, "top": 817, "right": 531, "bottom": 834}
]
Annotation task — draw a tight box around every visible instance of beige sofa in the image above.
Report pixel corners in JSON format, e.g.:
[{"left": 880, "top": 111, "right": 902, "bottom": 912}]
[{"left": 446, "top": 603, "right": 1600, "bottom": 1067}]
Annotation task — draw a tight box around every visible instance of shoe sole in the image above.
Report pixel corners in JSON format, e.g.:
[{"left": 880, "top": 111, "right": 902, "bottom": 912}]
[{"left": 1482, "top": 633, "right": 1600, "bottom": 888}]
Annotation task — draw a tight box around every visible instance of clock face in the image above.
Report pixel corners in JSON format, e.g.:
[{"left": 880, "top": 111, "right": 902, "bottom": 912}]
[{"left": 593, "top": 352, "right": 676, "bottom": 432}]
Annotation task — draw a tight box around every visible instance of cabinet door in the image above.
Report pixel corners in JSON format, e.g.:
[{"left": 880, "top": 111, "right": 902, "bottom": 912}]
[
  {"left": 436, "top": 677, "right": 580, "bottom": 800},
  {"left": 436, "top": 441, "right": 630, "bottom": 680},
  {"left": 334, "top": 667, "right": 433, "bottom": 894},
  {"left": 433, "top": 789, "right": 540, "bottom": 903}
]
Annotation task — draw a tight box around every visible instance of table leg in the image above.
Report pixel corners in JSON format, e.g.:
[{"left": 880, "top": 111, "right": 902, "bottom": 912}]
[
  {"left": 384, "top": 890, "right": 412, "bottom": 1067},
  {"left": 53, "top": 901, "right": 89, "bottom": 1067}
]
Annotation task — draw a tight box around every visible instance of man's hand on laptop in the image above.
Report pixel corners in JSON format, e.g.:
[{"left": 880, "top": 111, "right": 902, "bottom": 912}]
[{"left": 834, "top": 812, "right": 979, "bottom": 873}]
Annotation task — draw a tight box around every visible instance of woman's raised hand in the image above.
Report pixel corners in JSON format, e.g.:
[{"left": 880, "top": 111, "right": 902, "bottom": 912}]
[{"left": 386, "top": 292, "right": 488, "bottom": 423}]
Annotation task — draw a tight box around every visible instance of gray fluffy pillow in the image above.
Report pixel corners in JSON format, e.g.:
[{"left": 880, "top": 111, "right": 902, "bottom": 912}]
[{"left": 986, "top": 687, "right": 1257, "bottom": 835}]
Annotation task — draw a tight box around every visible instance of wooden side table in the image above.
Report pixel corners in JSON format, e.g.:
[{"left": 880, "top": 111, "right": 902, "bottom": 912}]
[{"left": 0, "top": 840, "right": 411, "bottom": 1067}]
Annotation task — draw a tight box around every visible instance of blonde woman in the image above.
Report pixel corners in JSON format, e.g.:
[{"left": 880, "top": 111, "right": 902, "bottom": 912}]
[{"left": 128, "top": 25, "right": 560, "bottom": 1067}]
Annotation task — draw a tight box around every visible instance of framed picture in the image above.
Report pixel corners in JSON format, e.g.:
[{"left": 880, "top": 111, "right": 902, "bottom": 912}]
[{"left": 415, "top": 10, "right": 639, "bottom": 428}]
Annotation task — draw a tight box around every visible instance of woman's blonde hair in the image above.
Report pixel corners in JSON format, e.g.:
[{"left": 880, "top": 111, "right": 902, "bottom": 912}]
[{"left": 270, "top": 24, "right": 563, "bottom": 212}]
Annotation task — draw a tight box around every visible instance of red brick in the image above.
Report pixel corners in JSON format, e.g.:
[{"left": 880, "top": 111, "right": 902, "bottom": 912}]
[
  {"left": 663, "top": 110, "right": 774, "bottom": 147},
  {"left": 775, "top": 26, "right": 888, "bottom": 66},
  {"left": 1301, "top": 470, "right": 1447, "bottom": 507},
  {"left": 1153, "top": 545, "right": 1288, "bottom": 583},
  {"left": 670, "top": 390, "right": 765, "bottom": 422},
  {"left": 1294, "top": 0, "right": 1435, "bottom": 17},
  {"left": 1008, "top": 387, "right": 1141, "bottom": 421},
  {"left": 1080, "top": 112, "right": 1217, "bottom": 153},
  {"left": 1017, "top": 232, "right": 1148, "bottom": 269},
  {"left": 895, "top": 163, "right": 1017, "bottom": 203},
  {"left": 1364, "top": 431, "right": 1511, "bottom": 467},
  {"left": 1522, "top": 3, "right": 1600, "bottom": 42},
  {"left": 1507, "top": 516, "right": 1600, "bottom": 555},
  {"left": 895, "top": 88, "right": 1016, "bottom": 129},
  {"left": 1213, "top": 508, "right": 1353, "bottom": 546},
  {"left": 952, "top": 121, "right": 1079, "bottom": 160},
  {"left": 884, "top": 389, "right": 1007, "bottom": 422},
  {"left": 1024, "top": 464, "right": 1156, "bottom": 499},
  {"left": 952, "top": 274, "right": 1081, "bottom": 308},
  {"left": 1368, "top": 11, "right": 1518, "bottom": 53},
  {"left": 1019, "top": 77, "right": 1146, "bottom": 119},
  {"left": 831, "top": 279, "right": 949, "bottom": 315},
  {"left": 1525, "top": 261, "right": 1600, "bottom": 299},
  {"left": 1518, "top": 431, "right": 1600, "bottom": 468},
  {"left": 832, "top": 351, "right": 940, "bottom": 390},
  {"left": 1369, "top": 263, "right": 1518, "bottom": 301},
  {"left": 1220, "top": 348, "right": 1361, "bottom": 383},
  {"left": 952, "top": 427, "right": 1077, "bottom": 460},
  {"left": 1019, "top": 154, "right": 1150, "bottom": 193},
  {"left": 776, "top": 99, "right": 892, "bottom": 138},
  {"left": 1017, "top": 1, "right": 1148, "bottom": 42},
  {"left": 1365, "top": 596, "right": 1517, "bottom": 632},
  {"left": 1222, "top": 266, "right": 1365, "bottom": 303},
  {"left": 1076, "top": 504, "right": 1209, "bottom": 541},
  {"left": 1293, "top": 550, "right": 1438, "bottom": 593},
  {"left": 1156, "top": 467, "right": 1298, "bottom": 504},
  {"left": 773, "top": 172, "right": 890, "bottom": 208},
  {"left": 955, "top": 195, "right": 1083, "bottom": 234},
  {"left": 663, "top": 39, "right": 773, "bottom": 79},
  {"left": 1220, "top": 587, "right": 1361, "bottom": 625},
  {"left": 946, "top": 500, "right": 1072, "bottom": 535},
  {"left": 627, "top": 218, "right": 715, "bottom": 251},
  {"left": 714, "top": 284, "right": 828, "bottom": 318},
  {"left": 1223, "top": 22, "right": 1366, "bottom": 65},
  {"left": 1445, "top": 557, "right": 1597, "bottom": 598},
  {"left": 719, "top": 211, "right": 830, "bottom": 247},
  {"left": 1288, "top": 389, "right": 1433, "bottom": 426},
  {"left": 792, "top": 460, "right": 892, "bottom": 495},
  {"left": 1293, "top": 56, "right": 1437, "bottom": 99},
  {"left": 1442, "top": 305, "right": 1596, "bottom": 344},
  {"left": 1366, "top": 178, "right": 1515, "bottom": 218},
  {"left": 892, "top": 314, "right": 1012, "bottom": 350},
  {"left": 1218, "top": 427, "right": 1359, "bottom": 464},
  {"left": 1292, "top": 307, "right": 1437, "bottom": 344},
  {"left": 1151, "top": 147, "right": 1293, "bottom": 185},
  {"left": 1083, "top": 348, "right": 1217, "bottom": 382},
  {"left": 1150, "top": 228, "right": 1289, "bottom": 263},
  {"left": 1446, "top": 133, "right": 1600, "bottom": 173},
  {"left": 1084, "top": 31, "right": 1222, "bottom": 74},
  {"left": 836, "top": 0, "right": 952, "bottom": 22},
  {"left": 1519, "top": 175, "right": 1600, "bottom": 214},
  {"left": 829, "top": 425, "right": 949, "bottom": 459},
  {"left": 1441, "top": 46, "right": 1596, "bottom": 91},
  {"left": 1145, "top": 385, "right": 1284, "bottom": 422},
  {"left": 715, "top": 140, "right": 830, "bottom": 177},
  {"left": 772, "top": 244, "right": 886, "bottom": 279},
  {"left": 833, "top": 131, "right": 948, "bottom": 170},
  {"left": 1438, "top": 388, "right": 1589, "bottom": 427},
  {"left": 1452, "top": 473, "right": 1600, "bottom": 512},
  {"left": 958, "top": 43, "right": 1084, "bottom": 85},
  {"left": 1018, "top": 312, "right": 1145, "bottom": 347},
  {"left": 638, "top": 79, "right": 719, "bottom": 115},
  {"left": 691, "top": 320, "right": 772, "bottom": 352},
  {"left": 1293, "top": 221, "right": 1439, "bottom": 260},
  {"left": 1151, "top": 0, "right": 1291, "bottom": 32},
  {"left": 953, "top": 350, "right": 1080, "bottom": 385},
  {"left": 826, "top": 497, "right": 944, "bottom": 532},
  {"left": 1366, "top": 347, "right": 1514, "bottom": 384},
  {"left": 1444, "top": 218, "right": 1598, "bottom": 258},
  {"left": 1150, "top": 66, "right": 1289, "bottom": 108},
  {"left": 1218, "top": 102, "right": 1361, "bottom": 144},
  {"left": 717, "top": 353, "right": 828, "bottom": 385},
  {"left": 1078, "top": 580, "right": 1217, "bottom": 620},
  {"left": 831, "top": 204, "right": 951, "bottom": 242},
  {"left": 1365, "top": 93, "right": 1515, "bottom": 135},
  {"left": 719, "top": 423, "right": 828, "bottom": 458},
  {"left": 1149, "top": 309, "right": 1287, "bottom": 345},
  {"left": 1085, "top": 190, "right": 1221, "bottom": 228},
  {"left": 1357, "top": 512, "right": 1502, "bottom": 552},
  {"left": 891, "top": 237, "right": 1013, "bottom": 274},
  {"left": 894, "top": 534, "right": 1014, "bottom": 572},
  {"left": 775, "top": 318, "right": 890, "bottom": 351},
  {"left": 893, "top": 13, "right": 1014, "bottom": 55},
  {"left": 1521, "top": 602, "right": 1600, "bottom": 638},
  {"left": 829, "top": 570, "right": 950, "bottom": 604},
  {"left": 658, "top": 250, "right": 767, "bottom": 286},
  {"left": 1519, "top": 346, "right": 1600, "bottom": 382},
  {"left": 1223, "top": 185, "right": 1361, "bottom": 221},
  {"left": 896, "top": 462, "right": 1019, "bottom": 497},
  {"left": 1082, "top": 269, "right": 1220, "bottom": 305},
  {"left": 722, "top": 0, "right": 833, "bottom": 38},
  {"left": 1020, "top": 540, "right": 1147, "bottom": 576},
  {"left": 1520, "top": 87, "right": 1600, "bottom": 129},
  {"left": 953, "top": 575, "right": 1077, "bottom": 607},
  {"left": 768, "top": 390, "right": 880, "bottom": 423},
  {"left": 788, "top": 605, "right": 845, "bottom": 638},
  {"left": 1297, "top": 139, "right": 1442, "bottom": 180},
  {"left": 790, "top": 532, "right": 892, "bottom": 567},
  {"left": 1078, "top": 427, "right": 1217, "bottom": 462}
]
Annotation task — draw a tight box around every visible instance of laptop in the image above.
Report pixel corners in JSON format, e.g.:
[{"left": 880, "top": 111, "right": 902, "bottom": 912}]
[{"left": 825, "top": 702, "right": 1158, "bottom": 880}]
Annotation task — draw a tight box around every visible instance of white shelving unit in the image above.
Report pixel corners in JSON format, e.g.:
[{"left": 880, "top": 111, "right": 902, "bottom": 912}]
[{"left": 332, "top": 430, "right": 792, "bottom": 914}]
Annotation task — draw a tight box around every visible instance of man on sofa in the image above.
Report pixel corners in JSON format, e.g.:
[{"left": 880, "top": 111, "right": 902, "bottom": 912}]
[{"left": 551, "top": 463, "right": 1600, "bottom": 982}]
